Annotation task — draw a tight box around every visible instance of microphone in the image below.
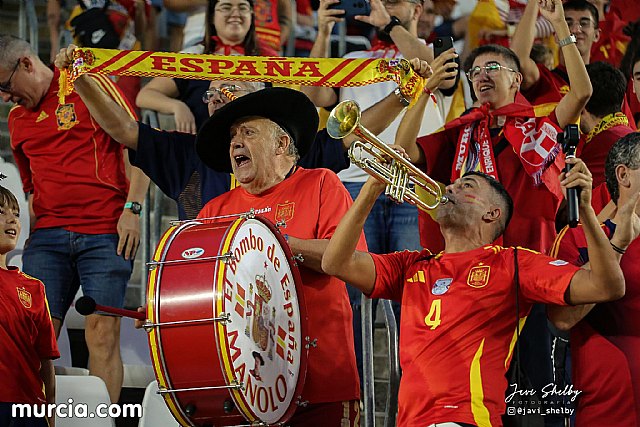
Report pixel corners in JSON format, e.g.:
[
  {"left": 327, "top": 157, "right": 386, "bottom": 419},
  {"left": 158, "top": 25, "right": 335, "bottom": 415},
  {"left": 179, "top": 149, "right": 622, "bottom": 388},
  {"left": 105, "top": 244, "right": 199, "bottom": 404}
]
[
  {"left": 75, "top": 296, "right": 146, "bottom": 320},
  {"left": 561, "top": 124, "right": 580, "bottom": 228}
]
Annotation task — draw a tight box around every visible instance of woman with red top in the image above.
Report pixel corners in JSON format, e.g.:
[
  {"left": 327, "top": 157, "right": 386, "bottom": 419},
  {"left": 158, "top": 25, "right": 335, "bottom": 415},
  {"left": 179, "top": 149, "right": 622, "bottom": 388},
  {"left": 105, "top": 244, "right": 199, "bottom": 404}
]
[{"left": 136, "top": 0, "right": 277, "bottom": 134}]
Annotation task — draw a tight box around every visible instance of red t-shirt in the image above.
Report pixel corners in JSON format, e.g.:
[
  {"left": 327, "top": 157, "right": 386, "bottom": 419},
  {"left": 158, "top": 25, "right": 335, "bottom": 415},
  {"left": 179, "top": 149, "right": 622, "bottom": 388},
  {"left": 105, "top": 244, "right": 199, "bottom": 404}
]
[
  {"left": 522, "top": 64, "right": 568, "bottom": 110},
  {"left": 417, "top": 118, "right": 561, "bottom": 254},
  {"left": 578, "top": 124, "right": 635, "bottom": 188},
  {"left": 369, "top": 245, "right": 577, "bottom": 426},
  {"left": 0, "top": 267, "right": 59, "bottom": 404},
  {"left": 198, "top": 167, "right": 365, "bottom": 404},
  {"left": 254, "top": 0, "right": 281, "bottom": 52},
  {"left": 551, "top": 222, "right": 640, "bottom": 426},
  {"left": 9, "top": 69, "right": 135, "bottom": 234}
]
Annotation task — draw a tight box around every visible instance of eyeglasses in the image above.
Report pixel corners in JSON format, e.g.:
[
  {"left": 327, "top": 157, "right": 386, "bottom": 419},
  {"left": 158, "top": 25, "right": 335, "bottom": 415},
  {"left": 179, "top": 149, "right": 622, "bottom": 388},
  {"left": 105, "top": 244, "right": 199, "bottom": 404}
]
[
  {"left": 202, "top": 84, "right": 251, "bottom": 103},
  {"left": 466, "top": 62, "right": 516, "bottom": 81},
  {"left": 0, "top": 60, "right": 20, "bottom": 93},
  {"left": 214, "top": 3, "right": 252, "bottom": 15},
  {"left": 565, "top": 18, "right": 596, "bottom": 30}
]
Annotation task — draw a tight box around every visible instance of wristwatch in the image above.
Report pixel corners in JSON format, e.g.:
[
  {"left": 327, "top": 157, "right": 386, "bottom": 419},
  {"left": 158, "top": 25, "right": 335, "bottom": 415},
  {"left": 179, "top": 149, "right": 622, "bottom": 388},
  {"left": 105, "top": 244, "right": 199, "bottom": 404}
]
[
  {"left": 558, "top": 34, "right": 577, "bottom": 47},
  {"left": 124, "top": 201, "right": 142, "bottom": 215},
  {"left": 394, "top": 87, "right": 410, "bottom": 107},
  {"left": 383, "top": 16, "right": 402, "bottom": 35}
]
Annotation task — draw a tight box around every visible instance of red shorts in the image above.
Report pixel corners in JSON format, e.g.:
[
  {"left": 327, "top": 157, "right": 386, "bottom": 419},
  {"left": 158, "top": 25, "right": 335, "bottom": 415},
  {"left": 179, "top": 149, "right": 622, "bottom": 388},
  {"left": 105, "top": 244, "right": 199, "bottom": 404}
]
[{"left": 287, "top": 399, "right": 360, "bottom": 427}]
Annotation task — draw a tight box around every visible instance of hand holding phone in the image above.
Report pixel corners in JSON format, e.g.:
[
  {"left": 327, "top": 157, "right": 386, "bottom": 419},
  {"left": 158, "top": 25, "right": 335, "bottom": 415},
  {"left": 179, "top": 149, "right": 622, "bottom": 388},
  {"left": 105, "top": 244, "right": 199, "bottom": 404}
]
[
  {"left": 328, "top": 0, "right": 371, "bottom": 20},
  {"left": 433, "top": 37, "right": 457, "bottom": 81}
]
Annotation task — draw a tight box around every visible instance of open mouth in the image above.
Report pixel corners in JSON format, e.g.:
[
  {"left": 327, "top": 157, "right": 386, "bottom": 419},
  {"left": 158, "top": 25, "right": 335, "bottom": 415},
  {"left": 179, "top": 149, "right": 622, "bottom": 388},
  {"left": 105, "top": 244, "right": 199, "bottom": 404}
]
[
  {"left": 5, "top": 229, "right": 16, "bottom": 237},
  {"left": 234, "top": 154, "right": 251, "bottom": 168},
  {"left": 478, "top": 84, "right": 493, "bottom": 93}
]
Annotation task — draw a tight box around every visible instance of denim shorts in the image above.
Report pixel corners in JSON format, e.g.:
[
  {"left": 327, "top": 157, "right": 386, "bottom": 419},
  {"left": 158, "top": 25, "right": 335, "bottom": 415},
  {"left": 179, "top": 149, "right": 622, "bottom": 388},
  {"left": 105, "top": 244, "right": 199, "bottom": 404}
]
[{"left": 22, "top": 228, "right": 133, "bottom": 320}]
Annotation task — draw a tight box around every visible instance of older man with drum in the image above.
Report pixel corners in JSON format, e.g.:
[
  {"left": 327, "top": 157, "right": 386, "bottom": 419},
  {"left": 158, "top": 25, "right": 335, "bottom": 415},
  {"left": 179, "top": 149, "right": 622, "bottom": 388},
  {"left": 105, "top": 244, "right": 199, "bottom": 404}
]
[{"left": 196, "top": 87, "right": 366, "bottom": 426}]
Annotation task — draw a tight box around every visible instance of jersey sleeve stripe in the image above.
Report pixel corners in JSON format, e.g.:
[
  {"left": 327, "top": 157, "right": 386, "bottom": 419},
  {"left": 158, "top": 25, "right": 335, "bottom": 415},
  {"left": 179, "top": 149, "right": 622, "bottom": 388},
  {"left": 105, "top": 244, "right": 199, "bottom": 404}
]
[
  {"left": 504, "top": 316, "right": 528, "bottom": 369},
  {"left": 549, "top": 225, "right": 570, "bottom": 258},
  {"left": 88, "top": 74, "right": 136, "bottom": 119}
]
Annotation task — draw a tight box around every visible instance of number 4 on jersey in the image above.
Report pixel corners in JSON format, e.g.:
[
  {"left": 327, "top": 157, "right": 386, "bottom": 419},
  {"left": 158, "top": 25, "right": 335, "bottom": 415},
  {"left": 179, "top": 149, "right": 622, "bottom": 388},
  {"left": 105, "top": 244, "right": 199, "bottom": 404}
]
[{"left": 424, "top": 299, "right": 441, "bottom": 330}]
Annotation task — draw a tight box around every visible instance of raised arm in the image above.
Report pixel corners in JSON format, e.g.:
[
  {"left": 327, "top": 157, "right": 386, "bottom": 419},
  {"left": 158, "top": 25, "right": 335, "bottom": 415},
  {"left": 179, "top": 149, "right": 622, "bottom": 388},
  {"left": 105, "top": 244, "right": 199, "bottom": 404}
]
[
  {"left": 55, "top": 46, "right": 139, "bottom": 150},
  {"left": 562, "top": 158, "right": 625, "bottom": 305},
  {"left": 355, "top": 0, "right": 432, "bottom": 62},
  {"left": 510, "top": 0, "right": 542, "bottom": 91},
  {"left": 542, "top": 0, "right": 592, "bottom": 128},
  {"left": 322, "top": 177, "right": 383, "bottom": 294},
  {"left": 394, "top": 51, "right": 458, "bottom": 164},
  {"left": 136, "top": 77, "right": 199, "bottom": 134},
  {"left": 347, "top": 58, "right": 436, "bottom": 149},
  {"left": 299, "top": 0, "right": 341, "bottom": 107},
  {"left": 277, "top": 0, "right": 293, "bottom": 47}
]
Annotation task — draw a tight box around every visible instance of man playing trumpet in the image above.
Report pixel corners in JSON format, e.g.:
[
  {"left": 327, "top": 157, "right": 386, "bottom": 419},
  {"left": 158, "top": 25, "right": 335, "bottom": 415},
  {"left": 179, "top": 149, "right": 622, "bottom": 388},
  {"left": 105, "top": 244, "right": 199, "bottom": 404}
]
[{"left": 321, "top": 158, "right": 630, "bottom": 427}]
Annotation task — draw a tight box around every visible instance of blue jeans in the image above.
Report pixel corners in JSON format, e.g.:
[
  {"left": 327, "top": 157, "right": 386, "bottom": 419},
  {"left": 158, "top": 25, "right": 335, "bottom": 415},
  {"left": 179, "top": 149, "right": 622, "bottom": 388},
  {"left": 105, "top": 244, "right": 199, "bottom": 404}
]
[
  {"left": 23, "top": 228, "right": 133, "bottom": 320},
  {"left": 343, "top": 181, "right": 422, "bottom": 384}
]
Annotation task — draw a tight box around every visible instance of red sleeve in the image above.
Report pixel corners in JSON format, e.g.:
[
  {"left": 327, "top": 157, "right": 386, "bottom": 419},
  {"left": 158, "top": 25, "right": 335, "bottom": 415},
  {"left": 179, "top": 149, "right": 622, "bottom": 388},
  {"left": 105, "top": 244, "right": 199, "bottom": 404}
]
[
  {"left": 34, "top": 283, "right": 60, "bottom": 360},
  {"left": 8, "top": 108, "right": 34, "bottom": 194},
  {"left": 516, "top": 247, "right": 580, "bottom": 305},
  {"left": 317, "top": 171, "right": 367, "bottom": 251},
  {"left": 416, "top": 128, "right": 457, "bottom": 184},
  {"left": 369, "top": 250, "right": 426, "bottom": 301},
  {"left": 522, "top": 64, "right": 565, "bottom": 106}
]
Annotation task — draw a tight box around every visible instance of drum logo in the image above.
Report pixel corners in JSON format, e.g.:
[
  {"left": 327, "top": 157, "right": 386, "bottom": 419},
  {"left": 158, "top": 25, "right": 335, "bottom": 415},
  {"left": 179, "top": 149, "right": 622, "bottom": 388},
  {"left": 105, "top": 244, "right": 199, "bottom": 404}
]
[
  {"left": 467, "top": 264, "right": 490, "bottom": 288},
  {"left": 221, "top": 219, "right": 303, "bottom": 422},
  {"left": 275, "top": 202, "right": 295, "bottom": 224},
  {"left": 181, "top": 247, "right": 205, "bottom": 259},
  {"left": 16, "top": 287, "right": 32, "bottom": 309}
]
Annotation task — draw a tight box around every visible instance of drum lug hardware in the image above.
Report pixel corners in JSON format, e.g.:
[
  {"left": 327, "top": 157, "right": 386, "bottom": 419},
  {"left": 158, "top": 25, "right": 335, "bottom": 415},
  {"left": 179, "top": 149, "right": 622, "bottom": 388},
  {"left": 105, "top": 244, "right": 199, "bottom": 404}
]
[
  {"left": 295, "top": 396, "right": 309, "bottom": 407},
  {"left": 304, "top": 336, "right": 317, "bottom": 348},
  {"left": 275, "top": 220, "right": 287, "bottom": 229},
  {"left": 230, "top": 379, "right": 245, "bottom": 391},
  {"left": 292, "top": 254, "right": 304, "bottom": 265},
  {"left": 219, "top": 312, "right": 232, "bottom": 325},
  {"left": 221, "top": 251, "right": 236, "bottom": 263},
  {"left": 242, "top": 208, "right": 256, "bottom": 219}
]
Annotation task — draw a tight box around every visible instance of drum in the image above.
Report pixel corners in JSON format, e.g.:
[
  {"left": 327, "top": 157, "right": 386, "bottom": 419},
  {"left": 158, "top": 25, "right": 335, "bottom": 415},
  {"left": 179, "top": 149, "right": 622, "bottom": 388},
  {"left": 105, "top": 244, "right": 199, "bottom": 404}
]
[{"left": 146, "top": 214, "right": 308, "bottom": 426}]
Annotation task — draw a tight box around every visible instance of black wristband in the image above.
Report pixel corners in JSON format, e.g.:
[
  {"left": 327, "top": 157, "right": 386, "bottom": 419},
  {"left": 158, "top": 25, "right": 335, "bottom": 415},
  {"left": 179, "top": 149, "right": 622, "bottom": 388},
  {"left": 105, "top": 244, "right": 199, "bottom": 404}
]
[
  {"left": 383, "top": 16, "right": 402, "bottom": 35},
  {"left": 610, "top": 241, "right": 626, "bottom": 255}
]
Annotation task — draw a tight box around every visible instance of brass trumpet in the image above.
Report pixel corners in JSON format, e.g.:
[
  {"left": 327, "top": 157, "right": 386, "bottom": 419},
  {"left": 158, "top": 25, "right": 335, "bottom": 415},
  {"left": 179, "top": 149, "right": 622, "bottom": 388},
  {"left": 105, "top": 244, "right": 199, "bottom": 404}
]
[{"left": 327, "top": 100, "right": 448, "bottom": 210}]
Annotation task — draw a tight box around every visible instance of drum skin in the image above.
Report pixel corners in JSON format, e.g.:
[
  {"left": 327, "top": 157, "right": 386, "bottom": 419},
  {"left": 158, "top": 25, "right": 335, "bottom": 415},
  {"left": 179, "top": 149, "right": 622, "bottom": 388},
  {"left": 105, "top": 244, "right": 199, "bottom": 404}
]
[{"left": 146, "top": 216, "right": 308, "bottom": 427}]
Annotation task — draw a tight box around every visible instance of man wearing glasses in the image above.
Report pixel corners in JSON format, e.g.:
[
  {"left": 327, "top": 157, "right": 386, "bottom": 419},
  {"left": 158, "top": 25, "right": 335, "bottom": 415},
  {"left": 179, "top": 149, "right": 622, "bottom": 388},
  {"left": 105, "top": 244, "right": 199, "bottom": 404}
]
[
  {"left": 398, "top": 0, "right": 591, "bottom": 255},
  {"left": 1, "top": 34, "right": 149, "bottom": 405},
  {"left": 512, "top": 0, "right": 600, "bottom": 111}
]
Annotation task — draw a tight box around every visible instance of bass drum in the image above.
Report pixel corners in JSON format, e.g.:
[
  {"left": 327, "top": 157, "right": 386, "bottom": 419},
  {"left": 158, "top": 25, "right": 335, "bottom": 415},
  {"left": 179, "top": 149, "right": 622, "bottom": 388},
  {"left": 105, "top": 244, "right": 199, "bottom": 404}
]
[{"left": 146, "top": 215, "right": 308, "bottom": 426}]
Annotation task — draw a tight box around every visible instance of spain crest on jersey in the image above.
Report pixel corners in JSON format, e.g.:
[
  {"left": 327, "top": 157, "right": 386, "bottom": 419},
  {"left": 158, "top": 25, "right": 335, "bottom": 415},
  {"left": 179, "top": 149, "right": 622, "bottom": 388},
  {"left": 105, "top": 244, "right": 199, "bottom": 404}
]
[
  {"left": 275, "top": 201, "right": 295, "bottom": 224},
  {"left": 55, "top": 103, "right": 79, "bottom": 131},
  {"left": 467, "top": 264, "right": 490, "bottom": 288},
  {"left": 16, "top": 286, "right": 32, "bottom": 309}
]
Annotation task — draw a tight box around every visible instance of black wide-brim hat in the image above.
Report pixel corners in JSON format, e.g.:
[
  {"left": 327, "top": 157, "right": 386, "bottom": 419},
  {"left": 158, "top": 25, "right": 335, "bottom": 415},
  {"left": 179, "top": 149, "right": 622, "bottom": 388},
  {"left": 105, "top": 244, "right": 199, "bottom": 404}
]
[{"left": 196, "top": 87, "right": 319, "bottom": 173}]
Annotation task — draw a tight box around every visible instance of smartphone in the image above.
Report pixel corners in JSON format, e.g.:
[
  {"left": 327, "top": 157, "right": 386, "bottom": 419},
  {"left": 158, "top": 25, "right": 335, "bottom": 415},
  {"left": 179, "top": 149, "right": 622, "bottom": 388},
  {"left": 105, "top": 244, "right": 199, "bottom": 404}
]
[
  {"left": 433, "top": 36, "right": 456, "bottom": 80},
  {"left": 433, "top": 36, "right": 454, "bottom": 58},
  {"left": 329, "top": 0, "right": 371, "bottom": 20}
]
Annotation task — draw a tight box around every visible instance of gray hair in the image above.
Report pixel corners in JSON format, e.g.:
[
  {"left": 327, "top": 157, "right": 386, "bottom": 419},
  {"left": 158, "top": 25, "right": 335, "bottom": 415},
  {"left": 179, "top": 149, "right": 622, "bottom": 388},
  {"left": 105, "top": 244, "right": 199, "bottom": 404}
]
[
  {"left": 0, "top": 35, "right": 32, "bottom": 70},
  {"left": 271, "top": 122, "right": 299, "bottom": 162},
  {"left": 605, "top": 132, "right": 640, "bottom": 204}
]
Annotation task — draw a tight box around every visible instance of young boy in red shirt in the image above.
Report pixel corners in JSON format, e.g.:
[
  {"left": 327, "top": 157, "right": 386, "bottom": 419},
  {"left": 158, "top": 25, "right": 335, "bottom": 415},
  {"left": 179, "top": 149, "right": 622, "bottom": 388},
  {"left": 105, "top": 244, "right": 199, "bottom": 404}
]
[{"left": 0, "top": 185, "right": 59, "bottom": 427}]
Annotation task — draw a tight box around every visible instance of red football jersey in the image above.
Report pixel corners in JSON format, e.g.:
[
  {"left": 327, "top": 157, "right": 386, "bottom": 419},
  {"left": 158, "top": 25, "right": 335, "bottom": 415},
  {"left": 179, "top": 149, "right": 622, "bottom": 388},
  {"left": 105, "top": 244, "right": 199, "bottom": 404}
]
[
  {"left": 0, "top": 267, "right": 59, "bottom": 404},
  {"left": 578, "top": 123, "right": 634, "bottom": 188},
  {"left": 370, "top": 245, "right": 577, "bottom": 426},
  {"left": 198, "top": 167, "right": 365, "bottom": 404},
  {"left": 9, "top": 69, "right": 136, "bottom": 234},
  {"left": 551, "top": 222, "right": 640, "bottom": 425}
]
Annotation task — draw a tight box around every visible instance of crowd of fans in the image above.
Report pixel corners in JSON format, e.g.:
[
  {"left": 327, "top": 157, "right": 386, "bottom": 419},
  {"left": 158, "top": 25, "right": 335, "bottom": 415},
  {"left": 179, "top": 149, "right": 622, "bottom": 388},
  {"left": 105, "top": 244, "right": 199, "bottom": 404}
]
[{"left": 2, "top": 0, "right": 640, "bottom": 425}]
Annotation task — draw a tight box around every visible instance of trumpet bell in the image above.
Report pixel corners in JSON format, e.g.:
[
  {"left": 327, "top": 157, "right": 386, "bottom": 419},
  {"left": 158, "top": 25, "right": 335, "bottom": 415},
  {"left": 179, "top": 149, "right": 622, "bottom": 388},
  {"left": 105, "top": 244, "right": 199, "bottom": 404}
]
[
  {"left": 327, "top": 100, "right": 449, "bottom": 211},
  {"left": 327, "top": 100, "right": 361, "bottom": 139}
]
